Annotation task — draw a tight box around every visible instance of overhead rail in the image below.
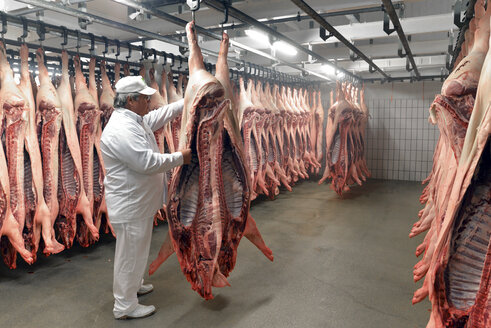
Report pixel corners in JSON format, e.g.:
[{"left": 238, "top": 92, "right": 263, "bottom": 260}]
[
  {"left": 156, "top": 3, "right": 404, "bottom": 38},
  {"left": 381, "top": 0, "right": 420, "bottom": 78},
  {"left": 290, "top": 0, "right": 391, "bottom": 80},
  {"left": 201, "top": 0, "right": 361, "bottom": 82},
  {"left": 449, "top": 0, "right": 478, "bottom": 70},
  {"left": 16, "top": 0, "right": 334, "bottom": 82},
  {"left": 364, "top": 74, "right": 447, "bottom": 83},
  {"left": 110, "top": 0, "right": 332, "bottom": 81},
  {"left": 0, "top": 11, "right": 312, "bottom": 85}
]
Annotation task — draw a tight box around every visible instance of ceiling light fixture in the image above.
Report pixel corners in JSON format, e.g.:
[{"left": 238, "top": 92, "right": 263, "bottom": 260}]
[
  {"left": 245, "top": 29, "right": 271, "bottom": 47},
  {"left": 272, "top": 41, "right": 297, "bottom": 56},
  {"left": 321, "top": 64, "right": 335, "bottom": 76}
]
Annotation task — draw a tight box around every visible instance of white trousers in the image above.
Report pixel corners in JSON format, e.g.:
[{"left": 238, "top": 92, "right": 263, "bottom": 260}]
[{"left": 112, "top": 217, "right": 154, "bottom": 317}]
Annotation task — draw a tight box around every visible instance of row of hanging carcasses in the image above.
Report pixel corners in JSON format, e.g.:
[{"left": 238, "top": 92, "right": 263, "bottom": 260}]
[{"left": 0, "top": 41, "right": 370, "bottom": 268}]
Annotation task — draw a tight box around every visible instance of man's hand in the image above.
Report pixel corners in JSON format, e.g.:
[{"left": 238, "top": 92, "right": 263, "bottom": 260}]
[{"left": 180, "top": 149, "right": 192, "bottom": 164}]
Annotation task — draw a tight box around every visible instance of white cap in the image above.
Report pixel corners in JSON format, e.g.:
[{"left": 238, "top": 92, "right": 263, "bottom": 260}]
[{"left": 115, "top": 76, "right": 156, "bottom": 96}]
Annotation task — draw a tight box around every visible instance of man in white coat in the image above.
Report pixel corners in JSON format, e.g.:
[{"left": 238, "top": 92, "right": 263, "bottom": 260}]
[{"left": 101, "top": 75, "right": 191, "bottom": 320}]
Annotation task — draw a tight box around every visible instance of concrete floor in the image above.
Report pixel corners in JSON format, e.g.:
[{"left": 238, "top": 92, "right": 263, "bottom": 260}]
[{"left": 0, "top": 179, "right": 430, "bottom": 328}]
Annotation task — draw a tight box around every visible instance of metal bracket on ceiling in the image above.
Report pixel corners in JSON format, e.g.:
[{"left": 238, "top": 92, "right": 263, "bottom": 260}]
[
  {"left": 78, "top": 2, "right": 91, "bottom": 30},
  {"left": 349, "top": 49, "right": 359, "bottom": 61},
  {"left": 37, "top": 21, "right": 45, "bottom": 48},
  {"left": 397, "top": 41, "right": 406, "bottom": 58},
  {"left": 383, "top": 10, "right": 396, "bottom": 35},
  {"left": 406, "top": 57, "right": 413, "bottom": 72},
  {"left": 319, "top": 27, "right": 333, "bottom": 41},
  {"left": 178, "top": 45, "right": 188, "bottom": 56},
  {"left": 453, "top": 0, "right": 464, "bottom": 28},
  {"left": 369, "top": 65, "right": 376, "bottom": 73}
]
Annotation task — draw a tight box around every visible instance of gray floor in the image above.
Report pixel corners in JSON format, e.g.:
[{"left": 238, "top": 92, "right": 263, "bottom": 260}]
[{"left": 0, "top": 179, "right": 430, "bottom": 328}]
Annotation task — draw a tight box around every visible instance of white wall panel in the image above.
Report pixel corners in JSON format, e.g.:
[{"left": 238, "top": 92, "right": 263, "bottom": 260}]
[{"left": 363, "top": 81, "right": 441, "bottom": 182}]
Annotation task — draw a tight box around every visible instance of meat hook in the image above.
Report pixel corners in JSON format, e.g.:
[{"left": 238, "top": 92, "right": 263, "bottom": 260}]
[
  {"left": 20, "top": 17, "right": 29, "bottom": 43},
  {"left": 102, "top": 36, "right": 108, "bottom": 58},
  {"left": 60, "top": 26, "right": 68, "bottom": 50},
  {"left": 115, "top": 40, "right": 121, "bottom": 59},
  {"left": 126, "top": 42, "right": 132, "bottom": 62}
]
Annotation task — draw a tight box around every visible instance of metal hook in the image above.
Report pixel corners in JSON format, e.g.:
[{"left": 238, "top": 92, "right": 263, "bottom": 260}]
[
  {"left": 76, "top": 30, "right": 81, "bottom": 54},
  {"left": 20, "top": 17, "right": 28, "bottom": 42},
  {"left": 220, "top": 0, "right": 231, "bottom": 26},
  {"left": 126, "top": 42, "right": 132, "bottom": 61},
  {"left": 60, "top": 26, "right": 68, "bottom": 49},
  {"left": 169, "top": 53, "right": 175, "bottom": 67},
  {"left": 102, "top": 36, "right": 108, "bottom": 57},
  {"left": 140, "top": 44, "right": 145, "bottom": 62},
  {"left": 37, "top": 21, "right": 45, "bottom": 48},
  {"left": 88, "top": 32, "right": 95, "bottom": 55},
  {"left": 187, "top": 0, "right": 200, "bottom": 28},
  {"left": 177, "top": 55, "right": 183, "bottom": 70},
  {"left": 152, "top": 49, "right": 157, "bottom": 63},
  {"left": 162, "top": 51, "right": 167, "bottom": 66}
]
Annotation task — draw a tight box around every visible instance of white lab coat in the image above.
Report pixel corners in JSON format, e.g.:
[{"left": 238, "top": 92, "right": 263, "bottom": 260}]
[
  {"left": 101, "top": 99, "right": 184, "bottom": 223},
  {"left": 100, "top": 99, "right": 184, "bottom": 316}
]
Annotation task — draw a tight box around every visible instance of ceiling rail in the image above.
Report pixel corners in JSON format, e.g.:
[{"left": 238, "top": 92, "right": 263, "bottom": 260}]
[
  {"left": 202, "top": 0, "right": 361, "bottom": 82},
  {"left": 381, "top": 0, "right": 420, "bottom": 78},
  {"left": 290, "top": 0, "right": 391, "bottom": 80}
]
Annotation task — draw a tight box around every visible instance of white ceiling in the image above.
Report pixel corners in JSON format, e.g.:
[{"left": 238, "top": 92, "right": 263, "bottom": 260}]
[{"left": 1, "top": 0, "right": 463, "bottom": 81}]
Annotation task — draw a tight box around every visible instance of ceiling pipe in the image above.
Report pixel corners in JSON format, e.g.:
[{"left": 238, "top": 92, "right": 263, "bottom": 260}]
[{"left": 381, "top": 0, "right": 420, "bottom": 78}]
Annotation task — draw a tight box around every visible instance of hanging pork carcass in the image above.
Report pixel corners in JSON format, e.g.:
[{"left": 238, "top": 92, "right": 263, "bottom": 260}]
[
  {"left": 410, "top": 2, "right": 491, "bottom": 327},
  {"left": 149, "top": 22, "right": 273, "bottom": 300}
]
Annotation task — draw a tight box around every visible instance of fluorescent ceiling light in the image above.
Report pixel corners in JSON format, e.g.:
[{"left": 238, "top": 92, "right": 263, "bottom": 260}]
[
  {"left": 245, "top": 29, "right": 270, "bottom": 47},
  {"left": 272, "top": 41, "right": 297, "bottom": 56},
  {"left": 321, "top": 65, "right": 335, "bottom": 75}
]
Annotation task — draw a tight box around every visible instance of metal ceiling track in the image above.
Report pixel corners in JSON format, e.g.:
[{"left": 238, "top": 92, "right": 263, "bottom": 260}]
[
  {"left": 381, "top": 0, "right": 420, "bottom": 79},
  {"left": 11, "top": 0, "right": 255, "bottom": 69},
  {"left": 449, "top": 0, "right": 478, "bottom": 70},
  {"left": 110, "top": 0, "right": 330, "bottom": 81},
  {"left": 201, "top": 0, "right": 361, "bottom": 82},
  {"left": 158, "top": 3, "right": 404, "bottom": 38},
  {"left": 0, "top": 11, "right": 309, "bottom": 85},
  {"left": 290, "top": 0, "right": 391, "bottom": 80},
  {"left": 364, "top": 74, "right": 447, "bottom": 83}
]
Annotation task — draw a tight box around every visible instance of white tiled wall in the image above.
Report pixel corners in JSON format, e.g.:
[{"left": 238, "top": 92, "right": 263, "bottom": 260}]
[{"left": 365, "top": 98, "right": 440, "bottom": 181}]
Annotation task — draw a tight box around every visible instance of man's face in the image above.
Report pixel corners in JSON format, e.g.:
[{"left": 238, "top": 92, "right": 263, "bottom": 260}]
[{"left": 128, "top": 94, "right": 151, "bottom": 116}]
